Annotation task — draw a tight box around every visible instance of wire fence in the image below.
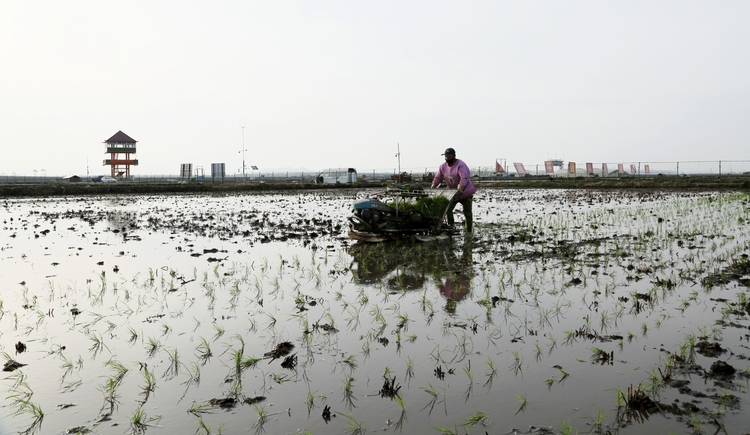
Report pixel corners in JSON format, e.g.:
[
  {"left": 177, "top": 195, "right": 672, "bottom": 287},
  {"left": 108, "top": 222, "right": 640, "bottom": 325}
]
[{"left": 2, "top": 160, "right": 749, "bottom": 184}]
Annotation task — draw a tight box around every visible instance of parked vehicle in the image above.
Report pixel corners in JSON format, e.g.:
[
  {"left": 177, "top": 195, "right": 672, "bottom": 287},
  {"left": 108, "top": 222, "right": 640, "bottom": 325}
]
[
  {"left": 92, "top": 176, "right": 117, "bottom": 183},
  {"left": 316, "top": 168, "right": 357, "bottom": 184},
  {"left": 390, "top": 172, "right": 412, "bottom": 182}
]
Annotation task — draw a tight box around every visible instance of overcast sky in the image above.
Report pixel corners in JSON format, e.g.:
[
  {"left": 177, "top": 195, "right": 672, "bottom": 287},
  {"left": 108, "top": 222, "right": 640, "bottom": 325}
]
[{"left": 2, "top": 1, "right": 749, "bottom": 176}]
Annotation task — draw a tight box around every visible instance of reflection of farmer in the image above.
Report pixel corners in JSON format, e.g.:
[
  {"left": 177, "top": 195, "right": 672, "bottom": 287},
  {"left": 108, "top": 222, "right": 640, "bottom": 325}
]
[
  {"left": 439, "top": 273, "right": 471, "bottom": 314},
  {"left": 431, "top": 148, "right": 477, "bottom": 233},
  {"left": 438, "top": 242, "right": 474, "bottom": 313},
  {"left": 439, "top": 273, "right": 471, "bottom": 300}
]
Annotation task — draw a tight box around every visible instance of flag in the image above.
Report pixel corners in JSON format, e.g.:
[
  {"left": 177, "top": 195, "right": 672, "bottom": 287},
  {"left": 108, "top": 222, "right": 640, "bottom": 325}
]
[{"left": 496, "top": 161, "right": 505, "bottom": 174}]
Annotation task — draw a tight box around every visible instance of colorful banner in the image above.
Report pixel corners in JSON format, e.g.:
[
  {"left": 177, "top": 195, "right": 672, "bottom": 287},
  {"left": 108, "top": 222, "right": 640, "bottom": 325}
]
[
  {"left": 618, "top": 164, "right": 624, "bottom": 174},
  {"left": 544, "top": 161, "right": 554, "bottom": 174},
  {"left": 602, "top": 163, "right": 609, "bottom": 177},
  {"left": 513, "top": 162, "right": 526, "bottom": 176},
  {"left": 495, "top": 161, "right": 506, "bottom": 174},
  {"left": 568, "top": 162, "right": 576, "bottom": 174},
  {"left": 644, "top": 165, "right": 650, "bottom": 174},
  {"left": 586, "top": 162, "right": 594, "bottom": 175},
  {"left": 630, "top": 164, "right": 637, "bottom": 175}
]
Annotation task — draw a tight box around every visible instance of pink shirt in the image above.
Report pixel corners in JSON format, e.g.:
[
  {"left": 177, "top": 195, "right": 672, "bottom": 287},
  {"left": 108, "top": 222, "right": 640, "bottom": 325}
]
[{"left": 432, "top": 158, "right": 477, "bottom": 201}]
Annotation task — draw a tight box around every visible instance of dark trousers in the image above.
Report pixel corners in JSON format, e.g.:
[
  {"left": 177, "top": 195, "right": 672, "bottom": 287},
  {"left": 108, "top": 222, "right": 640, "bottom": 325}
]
[{"left": 447, "top": 196, "right": 473, "bottom": 233}]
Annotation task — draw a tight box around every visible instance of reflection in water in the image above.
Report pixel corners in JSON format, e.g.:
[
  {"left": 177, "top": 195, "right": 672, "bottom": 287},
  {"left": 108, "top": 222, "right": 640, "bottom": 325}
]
[
  {"left": 106, "top": 210, "right": 139, "bottom": 232},
  {"left": 348, "top": 240, "right": 475, "bottom": 312}
]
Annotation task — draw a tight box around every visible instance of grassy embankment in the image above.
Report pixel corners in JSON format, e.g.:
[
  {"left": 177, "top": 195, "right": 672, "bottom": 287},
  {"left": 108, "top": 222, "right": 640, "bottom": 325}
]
[{"left": 1, "top": 175, "right": 749, "bottom": 197}]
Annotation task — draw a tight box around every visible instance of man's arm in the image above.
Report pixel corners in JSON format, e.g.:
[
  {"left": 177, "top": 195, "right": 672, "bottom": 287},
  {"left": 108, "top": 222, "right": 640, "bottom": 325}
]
[
  {"left": 430, "top": 166, "right": 444, "bottom": 188},
  {"left": 456, "top": 161, "right": 472, "bottom": 192}
]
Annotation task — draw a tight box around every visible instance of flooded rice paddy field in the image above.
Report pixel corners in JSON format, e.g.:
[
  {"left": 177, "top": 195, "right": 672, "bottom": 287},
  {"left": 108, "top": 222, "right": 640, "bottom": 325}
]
[{"left": 1, "top": 188, "right": 750, "bottom": 435}]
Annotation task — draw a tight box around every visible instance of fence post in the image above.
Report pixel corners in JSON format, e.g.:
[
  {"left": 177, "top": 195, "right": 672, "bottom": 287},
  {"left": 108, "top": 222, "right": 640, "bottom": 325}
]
[{"left": 718, "top": 161, "right": 722, "bottom": 178}]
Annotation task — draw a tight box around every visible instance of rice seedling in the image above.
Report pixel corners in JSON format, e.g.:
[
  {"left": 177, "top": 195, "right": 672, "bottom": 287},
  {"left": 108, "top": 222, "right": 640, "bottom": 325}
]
[
  {"left": 265, "top": 312, "right": 278, "bottom": 330},
  {"left": 343, "top": 410, "right": 365, "bottom": 435},
  {"left": 88, "top": 333, "right": 109, "bottom": 359},
  {"left": 486, "top": 328, "right": 503, "bottom": 348},
  {"left": 11, "top": 398, "right": 44, "bottom": 434},
  {"left": 544, "top": 377, "right": 554, "bottom": 389},
  {"left": 180, "top": 362, "right": 201, "bottom": 401},
  {"left": 434, "top": 425, "right": 459, "bottom": 435},
  {"left": 195, "top": 337, "right": 212, "bottom": 363},
  {"left": 338, "top": 354, "right": 358, "bottom": 373},
  {"left": 559, "top": 420, "right": 577, "bottom": 435},
  {"left": 146, "top": 337, "right": 161, "bottom": 358},
  {"left": 5, "top": 371, "right": 45, "bottom": 433},
  {"left": 246, "top": 316, "right": 258, "bottom": 333},
  {"left": 195, "top": 417, "right": 212, "bottom": 434},
  {"left": 130, "top": 407, "right": 161, "bottom": 434},
  {"left": 515, "top": 393, "right": 527, "bottom": 415},
  {"left": 462, "top": 410, "right": 488, "bottom": 430},
  {"left": 239, "top": 355, "right": 260, "bottom": 371},
  {"left": 98, "top": 376, "right": 122, "bottom": 413},
  {"left": 370, "top": 305, "right": 386, "bottom": 326},
  {"left": 689, "top": 412, "right": 702, "bottom": 433},
  {"left": 162, "top": 347, "right": 180, "bottom": 379},
  {"left": 396, "top": 312, "right": 410, "bottom": 330},
  {"left": 252, "top": 405, "right": 269, "bottom": 434},
  {"left": 547, "top": 334, "right": 558, "bottom": 356},
  {"left": 405, "top": 357, "right": 415, "bottom": 384},
  {"left": 509, "top": 350, "right": 523, "bottom": 376},
  {"left": 586, "top": 407, "right": 606, "bottom": 431},
  {"left": 212, "top": 324, "right": 225, "bottom": 340},
  {"left": 160, "top": 321, "right": 172, "bottom": 337},
  {"left": 462, "top": 360, "right": 473, "bottom": 401},
  {"left": 139, "top": 363, "right": 156, "bottom": 402},
  {"left": 127, "top": 326, "right": 140, "bottom": 345},
  {"left": 104, "top": 358, "right": 129, "bottom": 387},
  {"left": 342, "top": 376, "right": 356, "bottom": 409}
]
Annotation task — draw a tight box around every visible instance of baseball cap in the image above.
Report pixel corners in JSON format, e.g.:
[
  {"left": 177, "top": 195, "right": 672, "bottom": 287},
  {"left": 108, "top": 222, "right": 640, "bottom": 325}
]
[{"left": 442, "top": 148, "right": 456, "bottom": 156}]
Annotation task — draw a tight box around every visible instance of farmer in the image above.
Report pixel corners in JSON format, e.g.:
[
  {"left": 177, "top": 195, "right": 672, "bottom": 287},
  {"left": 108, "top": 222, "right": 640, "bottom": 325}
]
[{"left": 430, "top": 148, "right": 477, "bottom": 233}]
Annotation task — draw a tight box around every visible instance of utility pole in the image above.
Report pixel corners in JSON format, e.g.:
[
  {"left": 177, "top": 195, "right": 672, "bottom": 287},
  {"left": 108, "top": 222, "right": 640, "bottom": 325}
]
[
  {"left": 239, "top": 125, "right": 247, "bottom": 178},
  {"left": 395, "top": 143, "right": 401, "bottom": 182}
]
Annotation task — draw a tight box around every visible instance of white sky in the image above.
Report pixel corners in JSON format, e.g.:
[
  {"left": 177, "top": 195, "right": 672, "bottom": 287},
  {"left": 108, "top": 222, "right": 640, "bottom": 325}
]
[{"left": 2, "top": 1, "right": 749, "bottom": 176}]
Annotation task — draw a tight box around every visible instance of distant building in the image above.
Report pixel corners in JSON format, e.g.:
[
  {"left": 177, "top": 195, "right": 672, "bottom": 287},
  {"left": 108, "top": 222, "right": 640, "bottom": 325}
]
[{"left": 62, "top": 175, "right": 82, "bottom": 183}]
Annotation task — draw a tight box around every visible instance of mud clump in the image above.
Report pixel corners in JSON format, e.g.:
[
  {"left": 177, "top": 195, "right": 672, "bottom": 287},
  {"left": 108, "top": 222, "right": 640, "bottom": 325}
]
[
  {"left": 3, "top": 359, "right": 26, "bottom": 372},
  {"left": 208, "top": 397, "right": 238, "bottom": 408},
  {"left": 265, "top": 341, "right": 295, "bottom": 360},
  {"left": 244, "top": 396, "right": 266, "bottom": 405},
  {"left": 694, "top": 340, "right": 726, "bottom": 357},
  {"left": 708, "top": 360, "right": 736, "bottom": 380},
  {"left": 379, "top": 376, "right": 402, "bottom": 399}
]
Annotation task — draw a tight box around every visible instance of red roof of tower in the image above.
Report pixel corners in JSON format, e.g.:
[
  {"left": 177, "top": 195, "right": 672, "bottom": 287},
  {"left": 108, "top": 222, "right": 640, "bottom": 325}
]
[{"left": 104, "top": 131, "right": 137, "bottom": 144}]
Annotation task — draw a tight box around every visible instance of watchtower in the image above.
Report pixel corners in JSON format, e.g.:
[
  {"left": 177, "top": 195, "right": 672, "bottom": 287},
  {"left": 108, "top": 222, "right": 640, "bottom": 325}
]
[{"left": 103, "top": 131, "right": 138, "bottom": 178}]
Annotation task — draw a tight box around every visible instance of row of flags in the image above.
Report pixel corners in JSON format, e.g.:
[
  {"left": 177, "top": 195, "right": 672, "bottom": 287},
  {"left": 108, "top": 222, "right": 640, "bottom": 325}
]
[{"left": 496, "top": 161, "right": 651, "bottom": 176}]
